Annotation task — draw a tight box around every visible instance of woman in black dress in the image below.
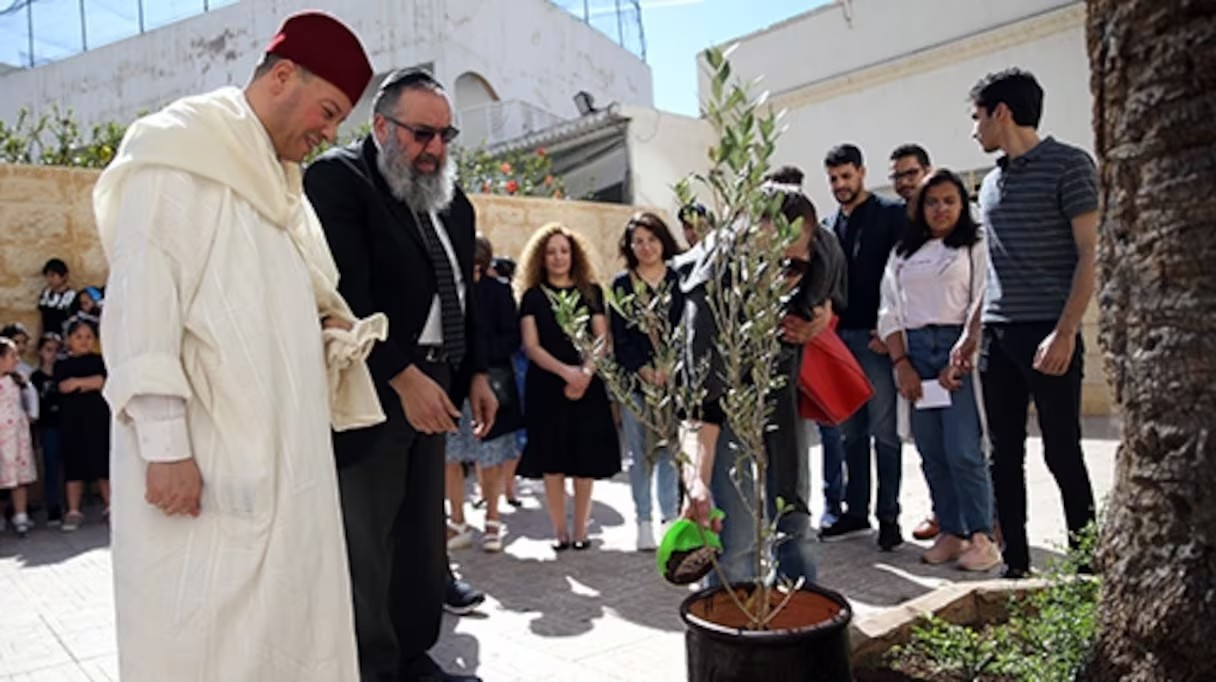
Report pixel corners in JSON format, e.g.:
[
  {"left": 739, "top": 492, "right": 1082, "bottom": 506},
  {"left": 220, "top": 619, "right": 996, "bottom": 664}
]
[
  {"left": 516, "top": 223, "right": 620, "bottom": 550},
  {"left": 55, "top": 318, "right": 111, "bottom": 531}
]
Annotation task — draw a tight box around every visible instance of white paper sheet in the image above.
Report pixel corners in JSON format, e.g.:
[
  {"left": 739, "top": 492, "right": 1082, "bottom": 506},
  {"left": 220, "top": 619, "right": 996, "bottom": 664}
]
[{"left": 916, "top": 380, "right": 953, "bottom": 410}]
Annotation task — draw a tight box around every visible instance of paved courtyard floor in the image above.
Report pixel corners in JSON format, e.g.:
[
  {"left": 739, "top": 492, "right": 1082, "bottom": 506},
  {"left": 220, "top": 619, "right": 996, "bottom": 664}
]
[{"left": 0, "top": 418, "right": 1118, "bottom": 681}]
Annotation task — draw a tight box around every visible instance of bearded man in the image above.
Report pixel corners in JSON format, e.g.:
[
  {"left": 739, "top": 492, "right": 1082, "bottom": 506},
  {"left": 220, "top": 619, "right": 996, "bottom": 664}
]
[
  {"left": 304, "top": 69, "right": 496, "bottom": 682},
  {"left": 95, "top": 11, "right": 380, "bottom": 682}
]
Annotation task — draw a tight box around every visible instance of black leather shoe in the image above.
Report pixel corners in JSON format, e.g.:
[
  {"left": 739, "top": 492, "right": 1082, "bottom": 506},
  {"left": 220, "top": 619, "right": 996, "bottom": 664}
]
[
  {"left": 443, "top": 578, "right": 485, "bottom": 616},
  {"left": 877, "top": 520, "right": 903, "bottom": 551},
  {"left": 401, "top": 654, "right": 482, "bottom": 682}
]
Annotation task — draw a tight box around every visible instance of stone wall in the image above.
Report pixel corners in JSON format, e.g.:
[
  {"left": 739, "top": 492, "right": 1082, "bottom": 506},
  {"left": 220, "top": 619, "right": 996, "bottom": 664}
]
[{"left": 0, "top": 163, "right": 1114, "bottom": 415}]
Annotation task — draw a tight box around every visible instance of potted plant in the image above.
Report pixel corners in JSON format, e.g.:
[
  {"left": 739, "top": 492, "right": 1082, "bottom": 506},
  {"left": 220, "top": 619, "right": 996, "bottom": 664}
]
[{"left": 551, "top": 46, "right": 853, "bottom": 681}]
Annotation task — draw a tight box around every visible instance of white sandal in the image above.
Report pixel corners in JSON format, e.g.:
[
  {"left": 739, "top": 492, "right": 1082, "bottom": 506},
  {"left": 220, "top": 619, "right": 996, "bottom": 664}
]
[
  {"left": 447, "top": 520, "right": 474, "bottom": 550},
  {"left": 482, "top": 520, "right": 505, "bottom": 553}
]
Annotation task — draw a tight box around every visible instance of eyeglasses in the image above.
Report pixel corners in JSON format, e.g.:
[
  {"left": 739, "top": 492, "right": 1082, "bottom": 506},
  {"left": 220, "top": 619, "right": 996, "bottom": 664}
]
[
  {"left": 382, "top": 115, "right": 460, "bottom": 145},
  {"left": 888, "top": 168, "right": 923, "bottom": 183}
]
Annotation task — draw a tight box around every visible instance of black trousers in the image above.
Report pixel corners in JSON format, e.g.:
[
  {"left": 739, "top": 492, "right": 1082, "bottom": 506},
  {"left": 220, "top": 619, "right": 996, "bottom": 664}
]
[
  {"left": 980, "top": 322, "right": 1095, "bottom": 572},
  {"left": 336, "top": 360, "right": 450, "bottom": 681}
]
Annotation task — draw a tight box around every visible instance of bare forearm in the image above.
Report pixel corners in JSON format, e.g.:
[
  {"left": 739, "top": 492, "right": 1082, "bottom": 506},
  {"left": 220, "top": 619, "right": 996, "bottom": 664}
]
[
  {"left": 1057, "top": 250, "right": 1096, "bottom": 336},
  {"left": 525, "top": 344, "right": 577, "bottom": 377}
]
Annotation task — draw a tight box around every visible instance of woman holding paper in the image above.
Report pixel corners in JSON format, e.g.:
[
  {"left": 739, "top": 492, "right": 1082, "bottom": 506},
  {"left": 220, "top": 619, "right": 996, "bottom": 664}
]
[{"left": 877, "top": 169, "right": 1000, "bottom": 572}]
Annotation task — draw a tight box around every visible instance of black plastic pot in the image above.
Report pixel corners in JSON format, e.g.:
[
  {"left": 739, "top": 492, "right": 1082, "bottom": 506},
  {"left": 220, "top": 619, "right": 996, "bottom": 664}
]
[{"left": 680, "top": 582, "right": 853, "bottom": 682}]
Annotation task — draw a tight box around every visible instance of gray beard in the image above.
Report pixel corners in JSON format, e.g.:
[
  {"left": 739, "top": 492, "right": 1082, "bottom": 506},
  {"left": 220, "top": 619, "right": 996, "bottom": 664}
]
[{"left": 375, "top": 136, "right": 456, "bottom": 214}]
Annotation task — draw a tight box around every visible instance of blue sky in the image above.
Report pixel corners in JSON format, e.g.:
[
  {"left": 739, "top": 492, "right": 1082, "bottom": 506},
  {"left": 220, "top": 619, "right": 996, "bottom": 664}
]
[{"left": 639, "top": 0, "right": 829, "bottom": 116}]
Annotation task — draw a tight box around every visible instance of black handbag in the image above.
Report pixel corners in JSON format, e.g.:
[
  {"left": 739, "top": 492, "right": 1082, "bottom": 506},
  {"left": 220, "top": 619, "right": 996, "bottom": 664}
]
[{"left": 485, "top": 363, "right": 524, "bottom": 440}]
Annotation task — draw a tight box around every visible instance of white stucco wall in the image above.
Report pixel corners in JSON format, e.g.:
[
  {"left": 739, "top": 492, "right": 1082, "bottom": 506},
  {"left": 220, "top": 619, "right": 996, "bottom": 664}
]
[
  {"left": 700, "top": 0, "right": 1090, "bottom": 212},
  {"left": 622, "top": 105, "right": 715, "bottom": 218},
  {"left": 0, "top": 0, "right": 653, "bottom": 134}
]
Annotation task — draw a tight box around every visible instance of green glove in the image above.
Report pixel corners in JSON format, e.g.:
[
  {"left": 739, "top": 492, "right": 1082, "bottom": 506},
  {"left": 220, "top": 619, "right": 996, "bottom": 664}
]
[{"left": 657, "top": 508, "right": 726, "bottom": 585}]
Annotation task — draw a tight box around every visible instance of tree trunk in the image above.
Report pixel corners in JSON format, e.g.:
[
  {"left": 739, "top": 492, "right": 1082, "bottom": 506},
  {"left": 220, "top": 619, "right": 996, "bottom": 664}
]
[{"left": 1086, "top": 1, "right": 1216, "bottom": 680}]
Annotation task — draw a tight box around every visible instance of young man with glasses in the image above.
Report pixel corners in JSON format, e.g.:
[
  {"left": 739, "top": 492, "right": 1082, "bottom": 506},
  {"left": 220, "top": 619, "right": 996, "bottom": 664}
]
[
  {"left": 306, "top": 68, "right": 494, "bottom": 682},
  {"left": 888, "top": 144, "right": 933, "bottom": 217}
]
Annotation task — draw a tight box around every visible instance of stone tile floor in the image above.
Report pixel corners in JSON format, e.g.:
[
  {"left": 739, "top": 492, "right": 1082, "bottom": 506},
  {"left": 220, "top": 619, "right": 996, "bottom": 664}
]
[{"left": 0, "top": 418, "right": 1117, "bottom": 681}]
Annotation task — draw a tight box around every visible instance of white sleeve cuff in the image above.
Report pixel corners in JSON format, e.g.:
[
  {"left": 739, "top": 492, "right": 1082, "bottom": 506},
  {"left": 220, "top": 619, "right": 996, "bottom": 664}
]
[{"left": 126, "top": 395, "right": 192, "bottom": 463}]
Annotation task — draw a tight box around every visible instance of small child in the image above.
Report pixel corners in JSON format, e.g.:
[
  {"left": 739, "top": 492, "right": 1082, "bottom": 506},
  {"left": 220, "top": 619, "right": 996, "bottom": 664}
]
[
  {"left": 0, "top": 337, "right": 38, "bottom": 536},
  {"left": 0, "top": 323, "right": 39, "bottom": 421},
  {"left": 37, "top": 258, "right": 76, "bottom": 339},
  {"left": 30, "top": 333, "right": 64, "bottom": 525},
  {"left": 73, "top": 287, "right": 104, "bottom": 330},
  {"left": 55, "top": 319, "right": 110, "bottom": 532}
]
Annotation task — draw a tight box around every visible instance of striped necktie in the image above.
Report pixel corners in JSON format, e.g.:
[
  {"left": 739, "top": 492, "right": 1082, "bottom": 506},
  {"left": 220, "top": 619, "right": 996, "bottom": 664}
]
[{"left": 414, "top": 211, "right": 465, "bottom": 366}]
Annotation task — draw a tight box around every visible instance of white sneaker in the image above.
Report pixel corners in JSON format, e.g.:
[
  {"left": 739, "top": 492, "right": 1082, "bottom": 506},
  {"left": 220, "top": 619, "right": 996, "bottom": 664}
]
[
  {"left": 636, "top": 520, "right": 656, "bottom": 551},
  {"left": 446, "top": 521, "right": 474, "bottom": 550},
  {"left": 12, "top": 513, "right": 32, "bottom": 537}
]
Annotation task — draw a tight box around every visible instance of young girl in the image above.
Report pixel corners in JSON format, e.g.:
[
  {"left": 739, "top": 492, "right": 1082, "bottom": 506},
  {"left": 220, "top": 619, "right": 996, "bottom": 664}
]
[
  {"left": 30, "top": 333, "right": 64, "bottom": 525},
  {"left": 0, "top": 337, "right": 37, "bottom": 536},
  {"left": 54, "top": 319, "right": 110, "bottom": 531},
  {"left": 877, "top": 168, "right": 1000, "bottom": 572}
]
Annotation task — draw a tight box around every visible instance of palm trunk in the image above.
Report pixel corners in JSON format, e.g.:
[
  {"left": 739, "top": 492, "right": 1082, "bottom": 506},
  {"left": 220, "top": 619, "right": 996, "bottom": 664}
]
[{"left": 1085, "top": 1, "right": 1216, "bottom": 679}]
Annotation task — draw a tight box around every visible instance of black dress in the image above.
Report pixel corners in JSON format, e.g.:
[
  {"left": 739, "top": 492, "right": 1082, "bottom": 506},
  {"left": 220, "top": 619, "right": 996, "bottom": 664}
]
[
  {"left": 517, "top": 284, "right": 620, "bottom": 480},
  {"left": 54, "top": 354, "right": 110, "bottom": 482}
]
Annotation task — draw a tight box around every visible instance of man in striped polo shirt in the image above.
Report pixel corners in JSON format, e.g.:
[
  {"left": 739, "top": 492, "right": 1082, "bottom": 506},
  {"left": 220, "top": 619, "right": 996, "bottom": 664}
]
[{"left": 963, "top": 68, "right": 1098, "bottom": 579}]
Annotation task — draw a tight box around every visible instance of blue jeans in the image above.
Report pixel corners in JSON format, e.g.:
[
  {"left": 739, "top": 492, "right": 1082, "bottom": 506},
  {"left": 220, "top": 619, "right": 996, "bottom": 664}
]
[
  {"left": 621, "top": 394, "right": 679, "bottom": 522},
  {"left": 708, "top": 350, "right": 816, "bottom": 586},
  {"left": 838, "top": 328, "right": 902, "bottom": 523},
  {"left": 38, "top": 426, "right": 63, "bottom": 517},
  {"left": 906, "top": 326, "right": 992, "bottom": 538},
  {"left": 818, "top": 423, "right": 846, "bottom": 525}
]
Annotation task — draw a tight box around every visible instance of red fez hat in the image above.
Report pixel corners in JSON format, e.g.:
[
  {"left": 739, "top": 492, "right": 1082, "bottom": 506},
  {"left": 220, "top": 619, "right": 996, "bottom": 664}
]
[{"left": 265, "top": 11, "right": 373, "bottom": 108}]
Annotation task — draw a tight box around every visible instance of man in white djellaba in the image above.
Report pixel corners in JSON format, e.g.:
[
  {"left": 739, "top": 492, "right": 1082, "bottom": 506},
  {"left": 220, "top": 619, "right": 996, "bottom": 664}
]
[{"left": 93, "top": 11, "right": 385, "bottom": 682}]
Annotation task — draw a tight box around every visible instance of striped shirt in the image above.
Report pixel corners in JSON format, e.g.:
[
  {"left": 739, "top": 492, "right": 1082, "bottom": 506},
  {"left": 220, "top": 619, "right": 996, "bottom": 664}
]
[{"left": 978, "top": 136, "right": 1098, "bottom": 324}]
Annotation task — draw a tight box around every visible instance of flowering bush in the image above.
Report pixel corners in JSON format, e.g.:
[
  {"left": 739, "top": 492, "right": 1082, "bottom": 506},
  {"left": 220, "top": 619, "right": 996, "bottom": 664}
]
[{"left": 455, "top": 146, "right": 566, "bottom": 199}]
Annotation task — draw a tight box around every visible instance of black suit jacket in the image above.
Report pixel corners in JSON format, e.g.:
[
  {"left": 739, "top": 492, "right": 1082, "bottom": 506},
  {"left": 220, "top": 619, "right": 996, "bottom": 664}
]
[{"left": 304, "top": 136, "right": 487, "bottom": 437}]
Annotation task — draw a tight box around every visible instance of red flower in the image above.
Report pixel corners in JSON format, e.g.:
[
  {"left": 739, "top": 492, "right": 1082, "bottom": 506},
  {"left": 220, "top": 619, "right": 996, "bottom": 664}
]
[
  {"left": 505, "top": 179, "right": 519, "bottom": 194},
  {"left": 500, "top": 162, "right": 512, "bottom": 174},
  {"left": 536, "top": 147, "right": 547, "bottom": 157}
]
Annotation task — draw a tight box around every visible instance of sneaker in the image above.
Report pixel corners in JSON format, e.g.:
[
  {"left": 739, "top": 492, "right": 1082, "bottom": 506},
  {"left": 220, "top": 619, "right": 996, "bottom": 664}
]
[
  {"left": 636, "top": 520, "right": 656, "bottom": 551},
  {"left": 958, "top": 535, "right": 1002, "bottom": 572},
  {"left": 921, "top": 534, "right": 967, "bottom": 565},
  {"left": 446, "top": 521, "right": 474, "bottom": 551},
  {"left": 482, "top": 520, "right": 504, "bottom": 553},
  {"left": 11, "top": 514, "right": 33, "bottom": 537},
  {"left": 911, "top": 515, "right": 940, "bottom": 541},
  {"left": 61, "top": 511, "right": 84, "bottom": 532},
  {"left": 877, "top": 520, "right": 903, "bottom": 551},
  {"left": 818, "top": 514, "right": 872, "bottom": 542},
  {"left": 444, "top": 578, "right": 486, "bottom": 615}
]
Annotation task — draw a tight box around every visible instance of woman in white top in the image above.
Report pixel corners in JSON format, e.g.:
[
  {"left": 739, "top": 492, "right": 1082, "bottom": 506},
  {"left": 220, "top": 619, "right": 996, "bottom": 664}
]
[{"left": 877, "top": 169, "right": 1001, "bottom": 572}]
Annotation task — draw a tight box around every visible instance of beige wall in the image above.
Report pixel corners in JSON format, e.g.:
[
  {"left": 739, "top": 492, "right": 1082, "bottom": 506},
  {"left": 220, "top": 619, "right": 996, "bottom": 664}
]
[
  {"left": 0, "top": 163, "right": 639, "bottom": 335},
  {"left": 0, "top": 163, "right": 1113, "bottom": 416}
]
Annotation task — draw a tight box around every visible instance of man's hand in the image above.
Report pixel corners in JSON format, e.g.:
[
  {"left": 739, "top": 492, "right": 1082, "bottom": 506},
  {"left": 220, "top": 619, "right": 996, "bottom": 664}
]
[
  {"left": 950, "top": 332, "right": 980, "bottom": 372},
  {"left": 1033, "top": 329, "right": 1076, "bottom": 376},
  {"left": 681, "top": 478, "right": 721, "bottom": 532},
  {"left": 781, "top": 304, "right": 832, "bottom": 344},
  {"left": 895, "top": 361, "right": 922, "bottom": 402},
  {"left": 391, "top": 365, "right": 460, "bottom": 434},
  {"left": 146, "top": 458, "right": 203, "bottom": 517},
  {"left": 867, "top": 330, "right": 889, "bottom": 355},
  {"left": 321, "top": 316, "right": 353, "bottom": 332},
  {"left": 468, "top": 373, "right": 498, "bottom": 439}
]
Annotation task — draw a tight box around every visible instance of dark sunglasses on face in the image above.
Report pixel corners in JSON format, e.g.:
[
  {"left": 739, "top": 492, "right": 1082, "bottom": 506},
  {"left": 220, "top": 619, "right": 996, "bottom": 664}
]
[
  {"left": 781, "top": 257, "right": 811, "bottom": 276},
  {"left": 382, "top": 115, "right": 460, "bottom": 144}
]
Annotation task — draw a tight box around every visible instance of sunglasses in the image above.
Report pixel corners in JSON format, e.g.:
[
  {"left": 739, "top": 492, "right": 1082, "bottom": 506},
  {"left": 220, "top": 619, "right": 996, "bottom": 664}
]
[{"left": 382, "top": 115, "right": 460, "bottom": 144}]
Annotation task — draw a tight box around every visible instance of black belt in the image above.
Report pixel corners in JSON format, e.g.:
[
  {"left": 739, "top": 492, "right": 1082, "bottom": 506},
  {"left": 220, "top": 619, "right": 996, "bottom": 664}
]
[{"left": 417, "top": 345, "right": 448, "bottom": 364}]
